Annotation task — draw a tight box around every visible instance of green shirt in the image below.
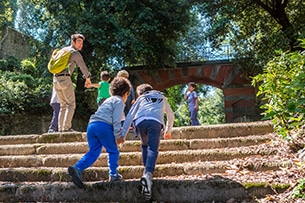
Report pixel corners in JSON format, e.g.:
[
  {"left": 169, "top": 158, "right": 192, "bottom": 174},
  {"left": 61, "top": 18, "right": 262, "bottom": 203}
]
[{"left": 97, "top": 81, "right": 110, "bottom": 104}]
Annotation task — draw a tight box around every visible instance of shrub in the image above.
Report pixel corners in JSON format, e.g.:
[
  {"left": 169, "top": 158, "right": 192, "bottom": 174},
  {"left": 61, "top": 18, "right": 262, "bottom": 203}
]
[
  {"left": 20, "top": 59, "right": 36, "bottom": 75},
  {"left": 11, "top": 74, "right": 35, "bottom": 89},
  {"left": 252, "top": 39, "right": 305, "bottom": 138},
  {"left": 0, "top": 59, "right": 8, "bottom": 70},
  {"left": 0, "top": 71, "right": 51, "bottom": 114}
]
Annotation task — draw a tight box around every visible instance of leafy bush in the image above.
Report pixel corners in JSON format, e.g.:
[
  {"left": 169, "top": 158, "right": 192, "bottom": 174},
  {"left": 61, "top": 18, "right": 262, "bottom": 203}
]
[
  {"left": 252, "top": 39, "right": 305, "bottom": 138},
  {"left": 0, "top": 59, "right": 8, "bottom": 70},
  {"left": 6, "top": 56, "right": 21, "bottom": 71},
  {"left": 20, "top": 59, "right": 36, "bottom": 75},
  {"left": 0, "top": 71, "right": 51, "bottom": 114},
  {"left": 0, "top": 73, "right": 28, "bottom": 114},
  {"left": 11, "top": 74, "right": 35, "bottom": 88}
]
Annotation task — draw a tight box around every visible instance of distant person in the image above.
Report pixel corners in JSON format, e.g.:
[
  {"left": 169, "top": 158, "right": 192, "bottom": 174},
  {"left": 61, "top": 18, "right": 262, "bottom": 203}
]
[
  {"left": 53, "top": 33, "right": 91, "bottom": 132},
  {"left": 68, "top": 77, "right": 130, "bottom": 189},
  {"left": 184, "top": 82, "right": 200, "bottom": 126},
  {"left": 116, "top": 70, "right": 135, "bottom": 116},
  {"left": 121, "top": 83, "right": 174, "bottom": 200},
  {"left": 87, "top": 71, "right": 111, "bottom": 106},
  {"left": 47, "top": 87, "right": 60, "bottom": 133}
]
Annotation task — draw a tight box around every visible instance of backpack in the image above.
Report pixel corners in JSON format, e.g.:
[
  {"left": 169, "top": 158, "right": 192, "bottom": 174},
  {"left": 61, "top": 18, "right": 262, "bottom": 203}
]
[{"left": 48, "top": 48, "right": 72, "bottom": 74}]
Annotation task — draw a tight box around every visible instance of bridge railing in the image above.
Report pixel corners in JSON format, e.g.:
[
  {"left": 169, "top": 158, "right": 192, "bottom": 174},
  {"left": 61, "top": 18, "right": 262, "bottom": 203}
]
[
  {"left": 126, "top": 44, "right": 234, "bottom": 68},
  {"left": 176, "top": 44, "right": 234, "bottom": 63}
]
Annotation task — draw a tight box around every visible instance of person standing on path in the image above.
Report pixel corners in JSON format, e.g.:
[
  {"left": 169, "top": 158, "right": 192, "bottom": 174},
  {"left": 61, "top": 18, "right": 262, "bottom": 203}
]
[
  {"left": 87, "top": 70, "right": 111, "bottom": 106},
  {"left": 121, "top": 83, "right": 174, "bottom": 200},
  {"left": 68, "top": 77, "right": 131, "bottom": 189},
  {"left": 184, "top": 82, "right": 200, "bottom": 126},
  {"left": 47, "top": 87, "right": 60, "bottom": 133},
  {"left": 53, "top": 33, "right": 91, "bottom": 132}
]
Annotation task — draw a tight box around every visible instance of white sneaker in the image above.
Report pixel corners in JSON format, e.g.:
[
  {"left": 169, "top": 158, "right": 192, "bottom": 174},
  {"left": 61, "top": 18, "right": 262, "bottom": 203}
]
[{"left": 140, "top": 173, "right": 153, "bottom": 200}]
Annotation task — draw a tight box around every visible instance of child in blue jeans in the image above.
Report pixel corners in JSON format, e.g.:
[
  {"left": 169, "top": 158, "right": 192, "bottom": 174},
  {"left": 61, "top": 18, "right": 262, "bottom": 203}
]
[
  {"left": 121, "top": 83, "right": 174, "bottom": 200},
  {"left": 68, "top": 76, "right": 130, "bottom": 188},
  {"left": 184, "top": 82, "right": 200, "bottom": 126}
]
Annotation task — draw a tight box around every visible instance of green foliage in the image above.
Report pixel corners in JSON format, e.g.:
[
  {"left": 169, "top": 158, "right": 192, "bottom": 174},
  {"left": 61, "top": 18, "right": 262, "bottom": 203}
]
[
  {"left": 163, "top": 84, "right": 185, "bottom": 113},
  {"left": 291, "top": 178, "right": 305, "bottom": 199},
  {"left": 16, "top": 0, "right": 193, "bottom": 70},
  {"left": 11, "top": 74, "right": 35, "bottom": 88},
  {"left": 252, "top": 39, "right": 305, "bottom": 137},
  {"left": 0, "top": 55, "right": 53, "bottom": 115},
  {"left": 193, "top": 0, "right": 305, "bottom": 76},
  {"left": 199, "top": 88, "right": 225, "bottom": 124},
  {"left": 20, "top": 59, "right": 36, "bottom": 75},
  {"left": 0, "top": 0, "right": 18, "bottom": 36},
  {"left": 4, "top": 56, "right": 21, "bottom": 72},
  {"left": 0, "top": 72, "right": 29, "bottom": 114},
  {"left": 0, "top": 59, "right": 8, "bottom": 70}
]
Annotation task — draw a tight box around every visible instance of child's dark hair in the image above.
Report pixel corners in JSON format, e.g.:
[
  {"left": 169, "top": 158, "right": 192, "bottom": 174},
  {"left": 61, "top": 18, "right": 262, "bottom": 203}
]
[
  {"left": 136, "top": 83, "right": 153, "bottom": 96},
  {"left": 110, "top": 77, "right": 130, "bottom": 97},
  {"left": 188, "top": 82, "right": 196, "bottom": 89},
  {"left": 101, "top": 71, "right": 110, "bottom": 81}
]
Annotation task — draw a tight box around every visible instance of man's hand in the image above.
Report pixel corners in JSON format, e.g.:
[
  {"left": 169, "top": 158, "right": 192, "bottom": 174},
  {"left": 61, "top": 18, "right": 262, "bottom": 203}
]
[{"left": 85, "top": 78, "right": 91, "bottom": 88}]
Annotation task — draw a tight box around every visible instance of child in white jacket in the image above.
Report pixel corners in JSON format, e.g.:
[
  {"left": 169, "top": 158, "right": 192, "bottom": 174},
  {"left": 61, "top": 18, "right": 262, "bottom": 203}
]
[{"left": 121, "top": 83, "right": 174, "bottom": 200}]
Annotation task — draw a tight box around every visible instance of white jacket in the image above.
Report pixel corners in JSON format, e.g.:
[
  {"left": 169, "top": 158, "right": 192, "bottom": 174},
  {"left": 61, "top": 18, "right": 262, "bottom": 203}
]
[{"left": 121, "top": 90, "right": 174, "bottom": 137}]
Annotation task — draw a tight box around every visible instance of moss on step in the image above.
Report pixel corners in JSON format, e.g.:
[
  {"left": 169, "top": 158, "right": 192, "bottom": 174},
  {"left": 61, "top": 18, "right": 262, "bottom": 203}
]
[
  {"left": 174, "top": 140, "right": 187, "bottom": 146},
  {"left": 244, "top": 182, "right": 290, "bottom": 190},
  {"left": 35, "top": 169, "right": 52, "bottom": 177}
]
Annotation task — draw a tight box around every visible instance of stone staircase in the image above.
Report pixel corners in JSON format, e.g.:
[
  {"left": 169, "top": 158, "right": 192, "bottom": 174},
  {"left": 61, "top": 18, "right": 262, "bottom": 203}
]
[{"left": 0, "top": 121, "right": 292, "bottom": 202}]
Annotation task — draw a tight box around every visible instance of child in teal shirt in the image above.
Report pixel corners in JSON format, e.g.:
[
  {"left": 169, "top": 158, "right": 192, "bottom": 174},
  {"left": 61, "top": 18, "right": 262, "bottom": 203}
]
[{"left": 87, "top": 71, "right": 111, "bottom": 106}]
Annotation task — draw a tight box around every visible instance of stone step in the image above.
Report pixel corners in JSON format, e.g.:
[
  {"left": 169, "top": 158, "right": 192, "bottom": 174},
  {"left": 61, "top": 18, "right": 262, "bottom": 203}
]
[
  {"left": 0, "top": 121, "right": 281, "bottom": 202},
  {"left": 0, "top": 135, "right": 271, "bottom": 156},
  {"left": 0, "top": 178, "right": 256, "bottom": 203},
  {"left": 0, "top": 144, "right": 277, "bottom": 168},
  {"left": 0, "top": 155, "right": 293, "bottom": 182},
  {"left": 0, "top": 121, "right": 273, "bottom": 145},
  {"left": 0, "top": 168, "right": 289, "bottom": 203}
]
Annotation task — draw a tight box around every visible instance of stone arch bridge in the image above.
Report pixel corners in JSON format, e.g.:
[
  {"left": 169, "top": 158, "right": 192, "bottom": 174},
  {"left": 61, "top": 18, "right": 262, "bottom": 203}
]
[{"left": 126, "top": 60, "right": 261, "bottom": 123}]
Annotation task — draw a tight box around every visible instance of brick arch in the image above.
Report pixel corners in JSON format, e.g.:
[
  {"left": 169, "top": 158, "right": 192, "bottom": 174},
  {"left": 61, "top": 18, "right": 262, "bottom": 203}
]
[{"left": 127, "top": 60, "right": 261, "bottom": 123}]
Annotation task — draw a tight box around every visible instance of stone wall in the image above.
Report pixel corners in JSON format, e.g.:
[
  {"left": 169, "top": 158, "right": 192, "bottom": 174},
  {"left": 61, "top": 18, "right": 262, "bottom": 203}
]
[
  {"left": 0, "top": 27, "right": 31, "bottom": 59},
  {"left": 0, "top": 114, "right": 89, "bottom": 135}
]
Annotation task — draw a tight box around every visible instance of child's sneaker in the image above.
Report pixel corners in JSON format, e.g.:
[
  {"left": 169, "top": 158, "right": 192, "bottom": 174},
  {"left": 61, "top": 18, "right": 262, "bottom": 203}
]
[
  {"left": 140, "top": 173, "right": 153, "bottom": 200},
  {"left": 68, "top": 166, "right": 84, "bottom": 189},
  {"left": 47, "top": 129, "right": 56, "bottom": 133},
  {"left": 109, "top": 173, "right": 123, "bottom": 182}
]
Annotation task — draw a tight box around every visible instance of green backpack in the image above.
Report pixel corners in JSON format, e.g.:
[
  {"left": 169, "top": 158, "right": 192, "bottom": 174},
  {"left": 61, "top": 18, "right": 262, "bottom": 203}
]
[{"left": 48, "top": 48, "right": 72, "bottom": 74}]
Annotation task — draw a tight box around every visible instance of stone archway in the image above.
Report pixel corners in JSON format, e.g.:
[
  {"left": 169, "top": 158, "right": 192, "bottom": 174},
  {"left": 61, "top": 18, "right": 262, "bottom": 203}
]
[{"left": 126, "top": 60, "right": 261, "bottom": 123}]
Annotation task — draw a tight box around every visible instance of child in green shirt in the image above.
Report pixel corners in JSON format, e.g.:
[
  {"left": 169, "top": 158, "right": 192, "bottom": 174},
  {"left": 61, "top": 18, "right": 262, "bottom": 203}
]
[{"left": 87, "top": 71, "right": 111, "bottom": 106}]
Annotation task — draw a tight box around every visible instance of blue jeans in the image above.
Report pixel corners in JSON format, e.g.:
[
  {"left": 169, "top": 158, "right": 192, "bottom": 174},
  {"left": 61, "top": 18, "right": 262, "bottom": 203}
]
[
  {"left": 49, "top": 102, "right": 60, "bottom": 131},
  {"left": 190, "top": 109, "right": 200, "bottom": 126},
  {"left": 75, "top": 121, "right": 120, "bottom": 176},
  {"left": 136, "top": 120, "right": 162, "bottom": 175}
]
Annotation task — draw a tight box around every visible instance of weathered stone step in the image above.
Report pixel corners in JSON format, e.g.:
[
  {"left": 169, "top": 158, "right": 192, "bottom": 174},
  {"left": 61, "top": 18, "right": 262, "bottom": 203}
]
[
  {"left": 0, "top": 121, "right": 278, "bottom": 202},
  {"left": 0, "top": 144, "right": 277, "bottom": 168},
  {"left": 0, "top": 178, "right": 255, "bottom": 203},
  {"left": 0, "top": 173, "right": 288, "bottom": 203},
  {"left": 0, "top": 135, "right": 271, "bottom": 156},
  {"left": 0, "top": 155, "right": 293, "bottom": 182},
  {"left": 0, "top": 121, "right": 273, "bottom": 145}
]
